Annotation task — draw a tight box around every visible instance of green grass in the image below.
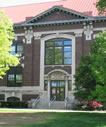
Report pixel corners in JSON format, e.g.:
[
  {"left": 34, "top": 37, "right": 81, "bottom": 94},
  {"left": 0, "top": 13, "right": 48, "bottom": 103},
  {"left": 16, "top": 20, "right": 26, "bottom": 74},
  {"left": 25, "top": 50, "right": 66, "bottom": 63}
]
[
  {"left": 0, "top": 109, "right": 106, "bottom": 127},
  {"left": 16, "top": 113, "right": 106, "bottom": 127}
]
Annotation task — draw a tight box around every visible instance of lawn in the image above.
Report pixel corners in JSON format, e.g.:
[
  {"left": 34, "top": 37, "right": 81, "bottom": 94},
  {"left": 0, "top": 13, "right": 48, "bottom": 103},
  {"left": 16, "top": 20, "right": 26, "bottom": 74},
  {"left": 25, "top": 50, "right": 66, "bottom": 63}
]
[{"left": 0, "top": 109, "right": 106, "bottom": 127}]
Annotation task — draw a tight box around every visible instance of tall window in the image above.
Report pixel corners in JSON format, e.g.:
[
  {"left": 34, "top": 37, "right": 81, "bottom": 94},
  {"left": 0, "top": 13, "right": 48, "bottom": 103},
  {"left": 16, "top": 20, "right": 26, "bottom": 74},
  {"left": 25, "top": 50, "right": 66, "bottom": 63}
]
[
  {"left": 10, "top": 40, "right": 23, "bottom": 57},
  {"left": 7, "top": 67, "right": 22, "bottom": 87},
  {"left": 45, "top": 39, "right": 72, "bottom": 65}
]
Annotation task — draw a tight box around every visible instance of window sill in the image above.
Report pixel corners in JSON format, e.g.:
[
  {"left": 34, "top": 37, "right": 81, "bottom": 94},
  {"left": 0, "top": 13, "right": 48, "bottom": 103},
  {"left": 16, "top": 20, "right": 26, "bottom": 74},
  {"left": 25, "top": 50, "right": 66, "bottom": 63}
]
[{"left": 45, "top": 65, "right": 72, "bottom": 67}]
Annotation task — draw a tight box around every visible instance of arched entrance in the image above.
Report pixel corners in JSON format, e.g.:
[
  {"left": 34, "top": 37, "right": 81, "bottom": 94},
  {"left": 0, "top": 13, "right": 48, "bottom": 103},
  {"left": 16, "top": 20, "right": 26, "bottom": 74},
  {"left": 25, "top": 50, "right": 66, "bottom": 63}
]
[{"left": 46, "top": 70, "right": 70, "bottom": 101}]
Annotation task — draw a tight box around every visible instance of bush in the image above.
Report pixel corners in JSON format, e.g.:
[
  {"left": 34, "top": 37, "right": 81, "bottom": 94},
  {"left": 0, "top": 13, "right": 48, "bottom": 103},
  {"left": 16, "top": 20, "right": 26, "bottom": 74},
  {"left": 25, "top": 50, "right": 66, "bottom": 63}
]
[{"left": 0, "top": 101, "right": 28, "bottom": 108}]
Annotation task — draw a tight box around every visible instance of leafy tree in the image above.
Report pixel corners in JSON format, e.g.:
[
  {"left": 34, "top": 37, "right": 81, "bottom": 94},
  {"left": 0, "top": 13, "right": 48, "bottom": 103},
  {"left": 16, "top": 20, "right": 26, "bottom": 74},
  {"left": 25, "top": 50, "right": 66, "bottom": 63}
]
[
  {"left": 96, "top": 0, "right": 106, "bottom": 15},
  {"left": 88, "top": 31, "right": 106, "bottom": 102},
  {"left": 0, "top": 10, "right": 19, "bottom": 79},
  {"left": 74, "top": 31, "right": 106, "bottom": 102},
  {"left": 74, "top": 56, "right": 96, "bottom": 99}
]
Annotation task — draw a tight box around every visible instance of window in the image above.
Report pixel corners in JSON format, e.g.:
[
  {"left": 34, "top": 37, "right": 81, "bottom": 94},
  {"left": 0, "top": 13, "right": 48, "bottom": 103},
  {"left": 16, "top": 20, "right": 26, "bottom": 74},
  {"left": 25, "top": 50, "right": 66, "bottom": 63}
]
[
  {"left": 7, "top": 67, "right": 22, "bottom": 87},
  {"left": 68, "top": 80, "right": 72, "bottom": 91},
  {"left": 44, "top": 80, "right": 48, "bottom": 91},
  {"left": 10, "top": 40, "right": 23, "bottom": 57},
  {"left": 45, "top": 39, "right": 72, "bottom": 65}
]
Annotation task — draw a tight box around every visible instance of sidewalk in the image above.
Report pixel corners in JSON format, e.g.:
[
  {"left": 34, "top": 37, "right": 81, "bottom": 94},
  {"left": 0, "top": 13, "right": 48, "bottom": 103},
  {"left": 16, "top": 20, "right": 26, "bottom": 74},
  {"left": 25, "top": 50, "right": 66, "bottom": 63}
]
[{"left": 0, "top": 108, "right": 106, "bottom": 113}]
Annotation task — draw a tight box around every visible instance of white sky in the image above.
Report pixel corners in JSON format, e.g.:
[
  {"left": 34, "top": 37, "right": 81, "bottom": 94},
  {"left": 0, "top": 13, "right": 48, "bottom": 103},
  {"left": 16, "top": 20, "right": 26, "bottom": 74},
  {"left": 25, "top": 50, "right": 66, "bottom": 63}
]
[{"left": 0, "top": 0, "right": 60, "bottom": 7}]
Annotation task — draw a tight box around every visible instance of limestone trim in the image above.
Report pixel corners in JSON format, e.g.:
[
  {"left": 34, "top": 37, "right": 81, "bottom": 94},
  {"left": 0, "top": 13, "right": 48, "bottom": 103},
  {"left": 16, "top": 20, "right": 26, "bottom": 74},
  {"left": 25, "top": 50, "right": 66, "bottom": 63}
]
[
  {"left": 84, "top": 23, "right": 93, "bottom": 40},
  {"left": 14, "top": 27, "right": 106, "bottom": 38},
  {"left": 25, "top": 30, "right": 33, "bottom": 44}
]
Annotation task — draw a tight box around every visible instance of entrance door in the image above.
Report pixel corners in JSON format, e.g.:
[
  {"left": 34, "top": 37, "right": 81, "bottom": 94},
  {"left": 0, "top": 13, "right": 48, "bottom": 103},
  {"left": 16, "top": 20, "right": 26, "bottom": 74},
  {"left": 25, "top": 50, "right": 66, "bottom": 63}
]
[{"left": 51, "top": 81, "right": 65, "bottom": 101}]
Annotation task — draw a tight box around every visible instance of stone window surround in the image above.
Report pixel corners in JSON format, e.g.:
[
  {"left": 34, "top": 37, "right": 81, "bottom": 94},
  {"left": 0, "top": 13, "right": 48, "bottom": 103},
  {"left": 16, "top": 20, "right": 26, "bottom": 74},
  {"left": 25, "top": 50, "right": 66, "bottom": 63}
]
[{"left": 40, "top": 33, "right": 75, "bottom": 100}]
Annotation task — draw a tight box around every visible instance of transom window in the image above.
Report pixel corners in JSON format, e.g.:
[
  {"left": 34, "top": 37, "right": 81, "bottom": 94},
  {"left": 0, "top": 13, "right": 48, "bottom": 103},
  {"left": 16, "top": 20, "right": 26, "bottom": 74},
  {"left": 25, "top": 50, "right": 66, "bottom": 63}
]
[
  {"left": 45, "top": 39, "right": 72, "bottom": 65},
  {"left": 10, "top": 40, "right": 23, "bottom": 57},
  {"left": 7, "top": 67, "right": 22, "bottom": 87}
]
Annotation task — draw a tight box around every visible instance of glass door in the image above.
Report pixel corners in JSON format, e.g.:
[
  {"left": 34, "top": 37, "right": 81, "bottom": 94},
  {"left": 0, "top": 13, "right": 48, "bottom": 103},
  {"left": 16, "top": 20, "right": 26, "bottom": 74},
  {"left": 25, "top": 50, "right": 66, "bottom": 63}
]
[{"left": 50, "top": 81, "right": 65, "bottom": 101}]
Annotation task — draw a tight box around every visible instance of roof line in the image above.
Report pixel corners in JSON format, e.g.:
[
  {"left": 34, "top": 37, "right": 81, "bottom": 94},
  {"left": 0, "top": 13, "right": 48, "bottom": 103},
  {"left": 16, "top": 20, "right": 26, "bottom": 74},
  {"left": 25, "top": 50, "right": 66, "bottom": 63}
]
[
  {"left": 23, "top": 6, "right": 92, "bottom": 24},
  {"left": 14, "top": 18, "right": 106, "bottom": 27}
]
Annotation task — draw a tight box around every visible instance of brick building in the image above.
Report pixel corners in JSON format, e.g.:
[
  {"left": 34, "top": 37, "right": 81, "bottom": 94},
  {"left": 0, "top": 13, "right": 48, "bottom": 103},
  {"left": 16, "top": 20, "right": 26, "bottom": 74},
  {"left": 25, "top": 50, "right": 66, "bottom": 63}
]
[{"left": 0, "top": 0, "right": 106, "bottom": 109}]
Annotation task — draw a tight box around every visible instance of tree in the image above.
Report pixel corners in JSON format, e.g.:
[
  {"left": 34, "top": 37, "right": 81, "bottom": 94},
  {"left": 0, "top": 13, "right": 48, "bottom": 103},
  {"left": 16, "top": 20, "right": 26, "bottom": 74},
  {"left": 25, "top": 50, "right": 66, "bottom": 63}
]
[
  {"left": 0, "top": 10, "right": 19, "bottom": 79},
  {"left": 74, "top": 31, "right": 106, "bottom": 102},
  {"left": 74, "top": 56, "right": 96, "bottom": 99},
  {"left": 88, "top": 31, "right": 106, "bottom": 102},
  {"left": 96, "top": 0, "right": 106, "bottom": 15}
]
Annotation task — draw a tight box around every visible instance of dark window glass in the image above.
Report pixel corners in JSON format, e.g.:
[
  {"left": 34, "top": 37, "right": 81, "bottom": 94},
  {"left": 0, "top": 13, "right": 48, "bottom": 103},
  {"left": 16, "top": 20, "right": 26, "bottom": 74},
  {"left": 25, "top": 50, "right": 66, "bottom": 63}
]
[
  {"left": 44, "top": 80, "right": 48, "bottom": 91},
  {"left": 68, "top": 80, "right": 72, "bottom": 91},
  {"left": 7, "top": 67, "right": 22, "bottom": 87},
  {"left": 10, "top": 41, "right": 23, "bottom": 57},
  {"left": 45, "top": 39, "right": 72, "bottom": 65}
]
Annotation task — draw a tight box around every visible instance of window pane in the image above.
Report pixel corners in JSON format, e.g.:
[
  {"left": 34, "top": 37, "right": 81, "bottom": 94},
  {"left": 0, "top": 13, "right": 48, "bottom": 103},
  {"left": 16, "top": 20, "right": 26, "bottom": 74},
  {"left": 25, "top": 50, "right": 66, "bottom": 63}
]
[
  {"left": 46, "top": 42, "right": 53, "bottom": 47},
  {"left": 45, "top": 47, "right": 53, "bottom": 64},
  {"left": 10, "top": 46, "right": 16, "bottom": 55},
  {"left": 46, "top": 58, "right": 53, "bottom": 65},
  {"left": 46, "top": 47, "right": 53, "bottom": 58},
  {"left": 17, "top": 51, "right": 23, "bottom": 57},
  {"left": 64, "top": 58, "right": 72, "bottom": 64},
  {"left": 60, "top": 81, "right": 65, "bottom": 87},
  {"left": 44, "top": 80, "right": 48, "bottom": 91},
  {"left": 64, "top": 40, "right": 72, "bottom": 45},
  {"left": 16, "top": 74, "right": 22, "bottom": 86},
  {"left": 55, "top": 58, "right": 62, "bottom": 64},
  {"left": 17, "top": 45, "right": 23, "bottom": 52},
  {"left": 8, "top": 74, "right": 14, "bottom": 80},
  {"left": 64, "top": 47, "right": 72, "bottom": 52},
  {"left": 68, "top": 80, "right": 72, "bottom": 91},
  {"left": 16, "top": 74, "right": 22, "bottom": 81},
  {"left": 64, "top": 52, "right": 72, "bottom": 58},
  {"left": 8, "top": 74, "right": 15, "bottom": 86},
  {"left": 55, "top": 41, "right": 62, "bottom": 46},
  {"left": 51, "top": 81, "right": 57, "bottom": 87},
  {"left": 55, "top": 47, "right": 62, "bottom": 64},
  {"left": 55, "top": 47, "right": 62, "bottom": 53},
  {"left": 10, "top": 46, "right": 15, "bottom": 51}
]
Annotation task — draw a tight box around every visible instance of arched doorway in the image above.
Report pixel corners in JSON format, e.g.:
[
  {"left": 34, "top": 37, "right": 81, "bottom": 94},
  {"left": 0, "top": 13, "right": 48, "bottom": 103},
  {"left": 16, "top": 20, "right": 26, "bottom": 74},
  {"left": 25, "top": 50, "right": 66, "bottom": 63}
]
[
  {"left": 7, "top": 97, "right": 20, "bottom": 102},
  {"left": 46, "top": 70, "right": 70, "bottom": 101}
]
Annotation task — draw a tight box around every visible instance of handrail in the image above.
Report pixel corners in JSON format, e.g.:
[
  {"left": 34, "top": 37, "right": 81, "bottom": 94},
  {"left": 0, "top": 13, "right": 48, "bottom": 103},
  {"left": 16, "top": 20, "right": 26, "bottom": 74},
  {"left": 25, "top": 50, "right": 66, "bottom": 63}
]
[
  {"left": 32, "top": 96, "right": 40, "bottom": 108},
  {"left": 49, "top": 96, "right": 56, "bottom": 108},
  {"left": 65, "top": 97, "right": 70, "bottom": 109}
]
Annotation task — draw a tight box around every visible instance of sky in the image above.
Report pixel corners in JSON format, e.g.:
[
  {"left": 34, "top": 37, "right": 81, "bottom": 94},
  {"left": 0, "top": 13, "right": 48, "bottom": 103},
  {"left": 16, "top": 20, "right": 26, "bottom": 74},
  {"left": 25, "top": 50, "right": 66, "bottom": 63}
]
[{"left": 0, "top": 0, "right": 60, "bottom": 7}]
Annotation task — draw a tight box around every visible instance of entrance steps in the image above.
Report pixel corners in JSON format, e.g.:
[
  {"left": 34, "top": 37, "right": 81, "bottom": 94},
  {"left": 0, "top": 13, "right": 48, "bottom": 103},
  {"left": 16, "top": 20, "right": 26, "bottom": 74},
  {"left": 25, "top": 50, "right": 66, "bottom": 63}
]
[{"left": 30, "top": 99, "right": 73, "bottom": 109}]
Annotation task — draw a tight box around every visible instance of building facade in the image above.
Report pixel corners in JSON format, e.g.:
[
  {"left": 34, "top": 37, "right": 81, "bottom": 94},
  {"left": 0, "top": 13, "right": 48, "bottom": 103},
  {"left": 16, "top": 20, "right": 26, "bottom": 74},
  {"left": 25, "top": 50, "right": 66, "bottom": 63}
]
[{"left": 0, "top": 6, "right": 106, "bottom": 108}]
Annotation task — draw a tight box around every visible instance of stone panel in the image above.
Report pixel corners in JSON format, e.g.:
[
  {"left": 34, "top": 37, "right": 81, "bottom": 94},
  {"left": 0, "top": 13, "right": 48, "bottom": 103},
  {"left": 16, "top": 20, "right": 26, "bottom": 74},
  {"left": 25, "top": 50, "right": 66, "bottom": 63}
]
[{"left": 22, "top": 94, "right": 39, "bottom": 101}]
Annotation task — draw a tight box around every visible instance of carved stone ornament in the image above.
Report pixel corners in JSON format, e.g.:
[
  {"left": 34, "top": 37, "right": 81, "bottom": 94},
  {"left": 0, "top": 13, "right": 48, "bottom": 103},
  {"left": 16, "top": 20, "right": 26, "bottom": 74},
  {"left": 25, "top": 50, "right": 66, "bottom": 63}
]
[
  {"left": 34, "top": 33, "right": 41, "bottom": 40},
  {"left": 84, "top": 24, "right": 93, "bottom": 40},
  {"left": 50, "top": 72, "right": 65, "bottom": 80},
  {"left": 74, "top": 31, "right": 82, "bottom": 37},
  {"left": 25, "top": 30, "right": 33, "bottom": 44}
]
